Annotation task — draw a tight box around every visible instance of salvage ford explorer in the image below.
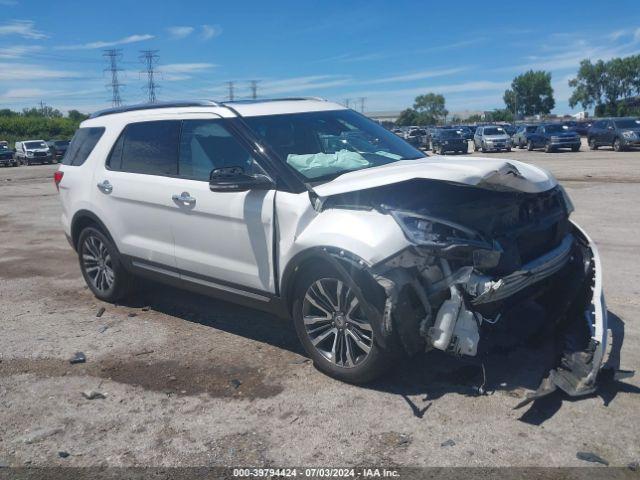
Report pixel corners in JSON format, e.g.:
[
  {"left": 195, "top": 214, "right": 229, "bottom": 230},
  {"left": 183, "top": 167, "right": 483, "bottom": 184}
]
[{"left": 56, "top": 98, "right": 608, "bottom": 399}]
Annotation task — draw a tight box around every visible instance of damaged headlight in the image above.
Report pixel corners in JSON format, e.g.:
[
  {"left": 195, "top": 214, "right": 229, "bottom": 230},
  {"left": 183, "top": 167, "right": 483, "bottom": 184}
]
[
  {"left": 388, "top": 209, "right": 502, "bottom": 269},
  {"left": 558, "top": 185, "right": 574, "bottom": 215},
  {"left": 389, "top": 210, "right": 479, "bottom": 245}
]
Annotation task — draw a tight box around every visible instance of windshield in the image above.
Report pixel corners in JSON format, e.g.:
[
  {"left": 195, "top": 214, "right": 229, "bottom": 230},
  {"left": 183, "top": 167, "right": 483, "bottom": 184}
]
[
  {"left": 55, "top": 140, "right": 70, "bottom": 146},
  {"left": 243, "top": 109, "right": 424, "bottom": 181},
  {"left": 25, "top": 141, "right": 47, "bottom": 149},
  {"left": 483, "top": 127, "right": 505, "bottom": 135},
  {"left": 0, "top": 146, "right": 9, "bottom": 152},
  {"left": 526, "top": 125, "right": 537, "bottom": 132},
  {"left": 440, "top": 129, "right": 462, "bottom": 138},
  {"left": 615, "top": 118, "right": 640, "bottom": 129},
  {"left": 545, "top": 124, "right": 566, "bottom": 133}
]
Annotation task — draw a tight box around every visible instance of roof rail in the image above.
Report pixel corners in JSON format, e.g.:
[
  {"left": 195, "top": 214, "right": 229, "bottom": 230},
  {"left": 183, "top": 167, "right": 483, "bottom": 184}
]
[
  {"left": 222, "top": 97, "right": 327, "bottom": 105},
  {"left": 89, "top": 100, "right": 221, "bottom": 119}
]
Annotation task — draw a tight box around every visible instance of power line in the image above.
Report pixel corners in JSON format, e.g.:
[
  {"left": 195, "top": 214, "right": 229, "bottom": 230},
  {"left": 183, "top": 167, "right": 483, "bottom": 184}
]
[
  {"left": 140, "top": 50, "right": 159, "bottom": 104},
  {"left": 226, "top": 81, "right": 235, "bottom": 101},
  {"left": 249, "top": 80, "right": 260, "bottom": 100},
  {"left": 103, "top": 49, "right": 124, "bottom": 107}
]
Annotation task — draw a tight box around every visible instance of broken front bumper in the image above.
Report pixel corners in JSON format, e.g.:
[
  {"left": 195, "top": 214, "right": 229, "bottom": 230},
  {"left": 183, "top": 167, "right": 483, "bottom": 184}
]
[
  {"left": 529, "top": 221, "right": 608, "bottom": 399},
  {"left": 368, "top": 219, "right": 609, "bottom": 400}
]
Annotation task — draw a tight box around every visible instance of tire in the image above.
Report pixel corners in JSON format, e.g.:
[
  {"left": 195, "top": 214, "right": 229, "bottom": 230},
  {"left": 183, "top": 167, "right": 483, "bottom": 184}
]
[
  {"left": 544, "top": 142, "right": 554, "bottom": 153},
  {"left": 481, "top": 142, "right": 487, "bottom": 153},
  {"left": 506, "top": 147, "right": 511, "bottom": 152},
  {"left": 77, "top": 226, "right": 133, "bottom": 303},
  {"left": 527, "top": 140, "right": 534, "bottom": 151},
  {"left": 589, "top": 138, "right": 598, "bottom": 150},
  {"left": 613, "top": 138, "right": 623, "bottom": 152},
  {"left": 571, "top": 145, "right": 580, "bottom": 152},
  {"left": 292, "top": 262, "right": 395, "bottom": 384}
]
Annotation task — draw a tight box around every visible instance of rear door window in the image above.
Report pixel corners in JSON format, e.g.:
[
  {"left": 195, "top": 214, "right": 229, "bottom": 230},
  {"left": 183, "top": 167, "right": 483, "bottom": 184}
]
[
  {"left": 62, "top": 127, "right": 105, "bottom": 166},
  {"left": 113, "top": 121, "right": 180, "bottom": 176}
]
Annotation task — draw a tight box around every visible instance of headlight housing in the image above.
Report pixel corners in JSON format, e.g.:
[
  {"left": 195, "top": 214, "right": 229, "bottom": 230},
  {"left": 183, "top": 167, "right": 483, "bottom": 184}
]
[
  {"left": 389, "top": 209, "right": 501, "bottom": 268},
  {"left": 622, "top": 130, "right": 637, "bottom": 139},
  {"left": 558, "top": 185, "right": 574, "bottom": 215},
  {"left": 26, "top": 151, "right": 34, "bottom": 157},
  {"left": 389, "top": 210, "right": 479, "bottom": 245}
]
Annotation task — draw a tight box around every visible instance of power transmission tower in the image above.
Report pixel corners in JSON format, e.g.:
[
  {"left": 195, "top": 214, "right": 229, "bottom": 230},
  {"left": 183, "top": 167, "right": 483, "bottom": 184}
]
[
  {"left": 249, "top": 80, "right": 260, "bottom": 100},
  {"left": 226, "top": 81, "right": 235, "bottom": 101},
  {"left": 358, "top": 97, "right": 366, "bottom": 113},
  {"left": 140, "top": 50, "right": 159, "bottom": 103},
  {"left": 103, "top": 49, "right": 124, "bottom": 107}
]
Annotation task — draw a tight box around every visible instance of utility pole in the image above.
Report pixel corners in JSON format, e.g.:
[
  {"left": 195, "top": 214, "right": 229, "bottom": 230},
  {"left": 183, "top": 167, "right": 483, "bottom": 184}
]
[
  {"left": 358, "top": 97, "right": 366, "bottom": 113},
  {"left": 344, "top": 98, "right": 350, "bottom": 108},
  {"left": 225, "top": 81, "right": 235, "bottom": 101},
  {"left": 103, "top": 49, "right": 124, "bottom": 107},
  {"left": 140, "top": 50, "right": 159, "bottom": 103},
  {"left": 249, "top": 80, "right": 260, "bottom": 100}
]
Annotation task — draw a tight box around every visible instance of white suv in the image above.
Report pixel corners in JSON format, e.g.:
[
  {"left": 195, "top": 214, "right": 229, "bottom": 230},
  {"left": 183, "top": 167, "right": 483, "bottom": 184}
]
[{"left": 56, "top": 99, "right": 607, "bottom": 395}]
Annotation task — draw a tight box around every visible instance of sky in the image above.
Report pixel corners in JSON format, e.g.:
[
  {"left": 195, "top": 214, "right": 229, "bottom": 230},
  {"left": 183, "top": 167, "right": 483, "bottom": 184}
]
[{"left": 1, "top": 0, "right": 639, "bottom": 116}]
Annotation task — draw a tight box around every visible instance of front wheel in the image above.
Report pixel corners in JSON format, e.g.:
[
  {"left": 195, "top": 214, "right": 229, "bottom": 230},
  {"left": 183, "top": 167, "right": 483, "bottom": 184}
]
[
  {"left": 544, "top": 142, "right": 554, "bottom": 153},
  {"left": 292, "top": 263, "right": 394, "bottom": 384},
  {"left": 571, "top": 145, "right": 580, "bottom": 152},
  {"left": 613, "top": 138, "right": 624, "bottom": 152},
  {"left": 527, "top": 140, "right": 534, "bottom": 151},
  {"left": 78, "top": 227, "right": 133, "bottom": 303},
  {"left": 589, "top": 138, "right": 598, "bottom": 150}
]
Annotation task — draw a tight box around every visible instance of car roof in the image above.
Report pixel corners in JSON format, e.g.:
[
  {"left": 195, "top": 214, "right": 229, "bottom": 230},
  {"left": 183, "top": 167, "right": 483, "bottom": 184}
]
[{"left": 87, "top": 97, "right": 346, "bottom": 123}]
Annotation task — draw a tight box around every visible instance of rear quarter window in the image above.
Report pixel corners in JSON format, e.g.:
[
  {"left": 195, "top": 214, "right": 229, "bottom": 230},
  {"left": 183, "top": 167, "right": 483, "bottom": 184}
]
[{"left": 62, "top": 127, "right": 105, "bottom": 166}]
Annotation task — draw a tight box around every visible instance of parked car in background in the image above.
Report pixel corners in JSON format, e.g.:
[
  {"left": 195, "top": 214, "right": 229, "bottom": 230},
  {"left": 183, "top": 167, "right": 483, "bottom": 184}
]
[
  {"left": 473, "top": 125, "right": 511, "bottom": 152},
  {"left": 15, "top": 140, "right": 54, "bottom": 165},
  {"left": 0, "top": 140, "right": 9, "bottom": 148},
  {"left": 512, "top": 124, "right": 539, "bottom": 148},
  {"left": 502, "top": 124, "right": 517, "bottom": 136},
  {"left": 431, "top": 128, "right": 468, "bottom": 154},
  {"left": 453, "top": 125, "right": 474, "bottom": 141},
  {"left": 0, "top": 144, "right": 17, "bottom": 167},
  {"left": 587, "top": 118, "right": 640, "bottom": 151},
  {"left": 405, "top": 127, "right": 427, "bottom": 148},
  {"left": 47, "top": 140, "right": 70, "bottom": 161},
  {"left": 527, "top": 124, "right": 581, "bottom": 152}
]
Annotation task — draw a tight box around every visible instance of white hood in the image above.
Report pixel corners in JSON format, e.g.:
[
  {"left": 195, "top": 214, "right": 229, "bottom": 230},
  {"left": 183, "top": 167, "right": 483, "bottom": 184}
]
[{"left": 313, "top": 156, "right": 557, "bottom": 197}]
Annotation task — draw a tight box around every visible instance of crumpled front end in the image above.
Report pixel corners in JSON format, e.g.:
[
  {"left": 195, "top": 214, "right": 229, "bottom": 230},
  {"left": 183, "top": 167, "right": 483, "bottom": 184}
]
[{"left": 321, "top": 177, "right": 610, "bottom": 399}]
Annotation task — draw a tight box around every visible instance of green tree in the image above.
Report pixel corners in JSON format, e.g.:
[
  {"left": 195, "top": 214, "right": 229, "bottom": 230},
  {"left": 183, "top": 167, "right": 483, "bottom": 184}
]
[
  {"left": 485, "top": 109, "right": 514, "bottom": 122},
  {"left": 396, "top": 108, "right": 419, "bottom": 126},
  {"left": 413, "top": 93, "right": 448, "bottom": 124},
  {"left": 504, "top": 70, "right": 555, "bottom": 116},
  {"left": 68, "top": 109, "right": 89, "bottom": 122},
  {"left": 569, "top": 55, "right": 640, "bottom": 116}
]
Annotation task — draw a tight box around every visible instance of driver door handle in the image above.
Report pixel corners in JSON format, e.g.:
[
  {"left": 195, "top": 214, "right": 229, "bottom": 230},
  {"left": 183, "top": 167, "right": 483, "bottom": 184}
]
[
  {"left": 172, "top": 192, "right": 196, "bottom": 205},
  {"left": 97, "top": 180, "right": 113, "bottom": 194}
]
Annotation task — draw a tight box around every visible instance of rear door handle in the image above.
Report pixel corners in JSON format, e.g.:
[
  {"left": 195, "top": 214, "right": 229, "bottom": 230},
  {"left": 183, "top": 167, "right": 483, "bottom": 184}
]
[
  {"left": 172, "top": 192, "right": 196, "bottom": 206},
  {"left": 97, "top": 180, "right": 113, "bottom": 194}
]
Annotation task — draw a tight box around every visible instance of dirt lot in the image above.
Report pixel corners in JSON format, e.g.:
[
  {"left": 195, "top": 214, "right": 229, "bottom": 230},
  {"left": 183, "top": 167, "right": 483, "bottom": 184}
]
[{"left": 1, "top": 141, "right": 639, "bottom": 469}]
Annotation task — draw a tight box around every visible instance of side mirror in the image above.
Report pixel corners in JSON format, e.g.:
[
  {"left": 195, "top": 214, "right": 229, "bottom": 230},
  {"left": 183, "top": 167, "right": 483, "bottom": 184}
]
[{"left": 209, "top": 166, "right": 275, "bottom": 193}]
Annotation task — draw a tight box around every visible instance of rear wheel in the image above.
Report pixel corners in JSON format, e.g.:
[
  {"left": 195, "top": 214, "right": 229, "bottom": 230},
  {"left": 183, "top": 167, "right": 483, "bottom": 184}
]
[
  {"left": 292, "top": 263, "right": 394, "bottom": 384},
  {"left": 78, "top": 227, "right": 133, "bottom": 303},
  {"left": 613, "top": 138, "right": 623, "bottom": 152},
  {"left": 588, "top": 138, "right": 598, "bottom": 150}
]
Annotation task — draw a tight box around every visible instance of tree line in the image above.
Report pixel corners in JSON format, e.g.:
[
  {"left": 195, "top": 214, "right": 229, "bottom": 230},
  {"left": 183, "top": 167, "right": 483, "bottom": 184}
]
[
  {"left": 0, "top": 107, "right": 89, "bottom": 145},
  {"left": 396, "top": 54, "right": 640, "bottom": 126}
]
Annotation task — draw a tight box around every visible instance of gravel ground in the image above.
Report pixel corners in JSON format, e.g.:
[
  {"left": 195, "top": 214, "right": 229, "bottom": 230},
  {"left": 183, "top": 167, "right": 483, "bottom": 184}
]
[{"left": 1, "top": 141, "right": 639, "bottom": 469}]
